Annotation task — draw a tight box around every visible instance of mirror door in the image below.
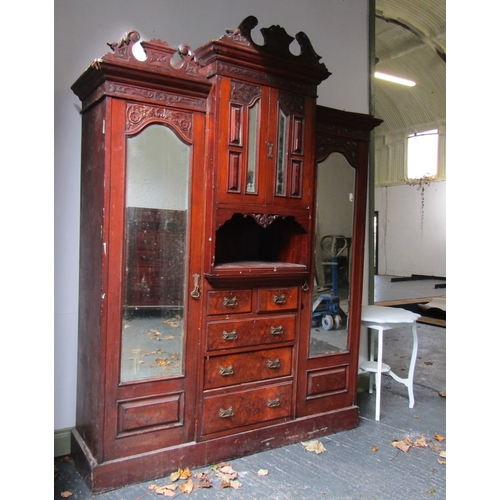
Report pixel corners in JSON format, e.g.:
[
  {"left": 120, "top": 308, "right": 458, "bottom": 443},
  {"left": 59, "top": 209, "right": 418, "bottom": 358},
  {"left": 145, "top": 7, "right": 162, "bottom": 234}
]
[{"left": 310, "top": 153, "right": 355, "bottom": 356}]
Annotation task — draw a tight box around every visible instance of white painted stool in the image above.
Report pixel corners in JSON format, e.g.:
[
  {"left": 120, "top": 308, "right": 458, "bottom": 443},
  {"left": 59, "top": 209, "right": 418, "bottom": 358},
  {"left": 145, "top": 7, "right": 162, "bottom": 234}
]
[{"left": 359, "top": 305, "right": 420, "bottom": 421}]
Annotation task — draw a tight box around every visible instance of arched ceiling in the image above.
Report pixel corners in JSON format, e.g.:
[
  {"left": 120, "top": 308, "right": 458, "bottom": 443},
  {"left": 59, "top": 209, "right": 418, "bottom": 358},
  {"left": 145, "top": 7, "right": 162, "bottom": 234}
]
[{"left": 374, "top": 0, "right": 446, "bottom": 135}]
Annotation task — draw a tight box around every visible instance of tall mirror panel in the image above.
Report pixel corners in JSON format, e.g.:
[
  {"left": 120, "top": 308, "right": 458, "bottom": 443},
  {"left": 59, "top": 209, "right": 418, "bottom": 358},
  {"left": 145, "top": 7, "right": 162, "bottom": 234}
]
[
  {"left": 310, "top": 152, "right": 355, "bottom": 356},
  {"left": 121, "top": 124, "right": 190, "bottom": 382}
]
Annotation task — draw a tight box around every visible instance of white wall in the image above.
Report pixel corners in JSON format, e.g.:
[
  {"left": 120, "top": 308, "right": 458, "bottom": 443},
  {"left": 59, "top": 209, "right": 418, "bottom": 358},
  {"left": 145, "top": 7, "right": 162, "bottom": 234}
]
[
  {"left": 54, "top": 0, "right": 371, "bottom": 431},
  {"left": 375, "top": 181, "right": 446, "bottom": 277}
]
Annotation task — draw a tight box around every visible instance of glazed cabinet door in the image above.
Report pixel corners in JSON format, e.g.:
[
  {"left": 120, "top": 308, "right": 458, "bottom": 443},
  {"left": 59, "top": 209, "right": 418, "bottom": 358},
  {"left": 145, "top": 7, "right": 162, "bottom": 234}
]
[
  {"left": 215, "top": 77, "right": 270, "bottom": 206},
  {"left": 214, "top": 80, "right": 314, "bottom": 211},
  {"left": 267, "top": 89, "right": 315, "bottom": 210},
  {"left": 103, "top": 99, "right": 205, "bottom": 460}
]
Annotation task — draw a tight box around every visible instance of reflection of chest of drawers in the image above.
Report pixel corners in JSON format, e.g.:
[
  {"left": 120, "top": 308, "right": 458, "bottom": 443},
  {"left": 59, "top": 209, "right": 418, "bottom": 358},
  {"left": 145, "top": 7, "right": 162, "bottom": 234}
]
[
  {"left": 124, "top": 207, "right": 186, "bottom": 309},
  {"left": 201, "top": 287, "right": 298, "bottom": 437}
]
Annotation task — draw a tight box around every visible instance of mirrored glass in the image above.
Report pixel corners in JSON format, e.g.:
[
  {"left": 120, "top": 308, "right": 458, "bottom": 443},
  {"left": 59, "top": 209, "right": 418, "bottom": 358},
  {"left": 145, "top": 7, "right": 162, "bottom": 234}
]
[
  {"left": 121, "top": 124, "right": 190, "bottom": 382},
  {"left": 310, "top": 153, "right": 355, "bottom": 356}
]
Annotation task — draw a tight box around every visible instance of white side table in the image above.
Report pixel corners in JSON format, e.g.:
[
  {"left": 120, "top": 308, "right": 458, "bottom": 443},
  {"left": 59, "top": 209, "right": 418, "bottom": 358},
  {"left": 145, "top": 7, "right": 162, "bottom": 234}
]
[{"left": 359, "top": 305, "right": 421, "bottom": 421}]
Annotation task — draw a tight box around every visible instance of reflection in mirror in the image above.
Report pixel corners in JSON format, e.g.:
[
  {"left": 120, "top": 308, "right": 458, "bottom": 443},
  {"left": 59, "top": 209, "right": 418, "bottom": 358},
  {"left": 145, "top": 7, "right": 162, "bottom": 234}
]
[
  {"left": 310, "top": 153, "right": 355, "bottom": 356},
  {"left": 121, "top": 124, "right": 190, "bottom": 382},
  {"left": 246, "top": 101, "right": 258, "bottom": 193}
]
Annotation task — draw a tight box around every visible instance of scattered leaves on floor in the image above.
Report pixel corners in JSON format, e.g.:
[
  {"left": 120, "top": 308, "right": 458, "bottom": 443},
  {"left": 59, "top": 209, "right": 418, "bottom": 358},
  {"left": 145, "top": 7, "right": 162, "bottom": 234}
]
[
  {"left": 258, "top": 469, "right": 269, "bottom": 475},
  {"left": 438, "top": 391, "right": 446, "bottom": 397},
  {"left": 391, "top": 434, "right": 445, "bottom": 467},
  {"left": 60, "top": 492, "right": 73, "bottom": 498},
  {"left": 301, "top": 439, "right": 327, "bottom": 454},
  {"left": 424, "top": 361, "right": 434, "bottom": 365},
  {"left": 371, "top": 445, "right": 379, "bottom": 452},
  {"left": 148, "top": 462, "right": 256, "bottom": 494}
]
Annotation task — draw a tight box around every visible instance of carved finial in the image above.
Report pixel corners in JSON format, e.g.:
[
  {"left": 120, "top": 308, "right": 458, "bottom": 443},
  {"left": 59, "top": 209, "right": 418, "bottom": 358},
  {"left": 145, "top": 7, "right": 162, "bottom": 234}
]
[
  {"left": 177, "top": 43, "right": 196, "bottom": 63},
  {"left": 226, "top": 15, "right": 258, "bottom": 40},
  {"left": 295, "top": 31, "right": 322, "bottom": 66},
  {"left": 107, "top": 30, "right": 140, "bottom": 52}
]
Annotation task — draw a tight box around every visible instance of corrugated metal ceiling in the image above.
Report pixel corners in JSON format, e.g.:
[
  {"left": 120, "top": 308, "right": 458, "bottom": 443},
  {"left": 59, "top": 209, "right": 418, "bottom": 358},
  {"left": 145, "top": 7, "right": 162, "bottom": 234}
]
[{"left": 374, "top": 0, "right": 445, "bottom": 135}]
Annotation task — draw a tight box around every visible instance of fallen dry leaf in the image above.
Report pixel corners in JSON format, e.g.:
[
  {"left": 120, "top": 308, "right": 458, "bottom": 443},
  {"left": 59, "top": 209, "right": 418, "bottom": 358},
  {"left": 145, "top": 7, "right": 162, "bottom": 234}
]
[
  {"left": 434, "top": 433, "right": 445, "bottom": 442},
  {"left": 258, "top": 469, "right": 269, "bottom": 476},
  {"left": 219, "top": 465, "right": 237, "bottom": 476},
  {"left": 60, "top": 493, "right": 73, "bottom": 498},
  {"left": 230, "top": 480, "right": 243, "bottom": 489},
  {"left": 195, "top": 476, "right": 212, "bottom": 489},
  {"left": 180, "top": 479, "right": 194, "bottom": 494},
  {"left": 170, "top": 470, "right": 180, "bottom": 482},
  {"left": 424, "top": 361, "right": 433, "bottom": 365},
  {"left": 414, "top": 436, "right": 429, "bottom": 448},
  {"left": 391, "top": 436, "right": 413, "bottom": 453},
  {"left": 438, "top": 458, "right": 446, "bottom": 465},
  {"left": 301, "top": 439, "right": 327, "bottom": 454},
  {"left": 371, "top": 445, "right": 379, "bottom": 452},
  {"left": 438, "top": 391, "right": 446, "bottom": 397},
  {"left": 149, "top": 483, "right": 177, "bottom": 496},
  {"left": 439, "top": 450, "right": 446, "bottom": 458},
  {"left": 179, "top": 467, "right": 192, "bottom": 479}
]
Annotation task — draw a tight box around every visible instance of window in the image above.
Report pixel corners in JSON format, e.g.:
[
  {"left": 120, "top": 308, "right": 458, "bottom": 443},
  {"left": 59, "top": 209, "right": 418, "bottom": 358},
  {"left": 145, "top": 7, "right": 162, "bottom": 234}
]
[{"left": 407, "top": 129, "right": 439, "bottom": 179}]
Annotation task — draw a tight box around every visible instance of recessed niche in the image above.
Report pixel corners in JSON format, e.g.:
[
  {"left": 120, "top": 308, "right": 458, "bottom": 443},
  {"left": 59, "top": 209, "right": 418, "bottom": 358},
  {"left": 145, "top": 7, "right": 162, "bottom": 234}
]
[{"left": 214, "top": 213, "right": 307, "bottom": 267}]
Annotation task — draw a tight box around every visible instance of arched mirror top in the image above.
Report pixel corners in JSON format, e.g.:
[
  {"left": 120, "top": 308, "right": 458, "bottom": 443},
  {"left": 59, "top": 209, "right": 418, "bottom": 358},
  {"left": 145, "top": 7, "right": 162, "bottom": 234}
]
[{"left": 125, "top": 104, "right": 195, "bottom": 145}]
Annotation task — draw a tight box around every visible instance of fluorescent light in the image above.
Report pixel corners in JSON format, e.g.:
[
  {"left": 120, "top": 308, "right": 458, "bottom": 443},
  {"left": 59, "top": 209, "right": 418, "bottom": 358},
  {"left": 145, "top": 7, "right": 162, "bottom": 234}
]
[{"left": 374, "top": 72, "right": 416, "bottom": 87}]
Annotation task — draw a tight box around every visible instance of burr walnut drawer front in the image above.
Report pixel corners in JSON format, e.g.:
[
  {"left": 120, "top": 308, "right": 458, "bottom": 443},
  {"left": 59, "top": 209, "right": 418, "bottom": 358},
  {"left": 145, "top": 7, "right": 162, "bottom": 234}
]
[
  {"left": 257, "top": 287, "right": 299, "bottom": 313},
  {"left": 201, "top": 382, "right": 293, "bottom": 435},
  {"left": 206, "top": 315, "right": 296, "bottom": 351},
  {"left": 207, "top": 290, "right": 252, "bottom": 315},
  {"left": 204, "top": 347, "right": 292, "bottom": 389}
]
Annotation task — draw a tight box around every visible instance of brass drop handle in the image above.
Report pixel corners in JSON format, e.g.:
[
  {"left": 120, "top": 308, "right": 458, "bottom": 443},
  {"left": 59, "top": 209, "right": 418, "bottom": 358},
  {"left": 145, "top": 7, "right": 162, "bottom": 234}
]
[
  {"left": 302, "top": 279, "right": 309, "bottom": 292},
  {"left": 219, "top": 365, "right": 234, "bottom": 376},
  {"left": 219, "top": 407, "right": 234, "bottom": 418},
  {"left": 222, "top": 330, "right": 238, "bottom": 340},
  {"left": 270, "top": 325, "right": 283, "bottom": 335},
  {"left": 267, "top": 142, "right": 274, "bottom": 158},
  {"left": 223, "top": 296, "right": 238, "bottom": 307},
  {"left": 267, "top": 398, "right": 281, "bottom": 408},
  {"left": 267, "top": 358, "right": 281, "bottom": 369},
  {"left": 273, "top": 294, "right": 286, "bottom": 304},
  {"left": 190, "top": 273, "right": 200, "bottom": 298}
]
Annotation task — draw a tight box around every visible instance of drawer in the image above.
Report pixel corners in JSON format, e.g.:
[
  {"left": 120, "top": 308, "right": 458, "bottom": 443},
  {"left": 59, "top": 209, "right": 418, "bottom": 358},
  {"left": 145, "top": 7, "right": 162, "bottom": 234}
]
[
  {"left": 206, "top": 315, "right": 296, "bottom": 351},
  {"left": 257, "top": 287, "right": 299, "bottom": 313},
  {"left": 204, "top": 347, "right": 292, "bottom": 389},
  {"left": 207, "top": 290, "right": 252, "bottom": 315},
  {"left": 201, "top": 382, "right": 293, "bottom": 435}
]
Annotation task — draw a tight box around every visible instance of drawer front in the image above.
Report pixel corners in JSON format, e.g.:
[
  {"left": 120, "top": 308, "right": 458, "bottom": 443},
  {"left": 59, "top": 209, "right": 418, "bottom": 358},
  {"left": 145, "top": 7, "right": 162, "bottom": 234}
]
[
  {"left": 257, "top": 287, "right": 299, "bottom": 313},
  {"left": 207, "top": 290, "right": 252, "bottom": 315},
  {"left": 206, "top": 315, "right": 296, "bottom": 351},
  {"left": 201, "top": 382, "right": 293, "bottom": 435},
  {"left": 204, "top": 347, "right": 292, "bottom": 389}
]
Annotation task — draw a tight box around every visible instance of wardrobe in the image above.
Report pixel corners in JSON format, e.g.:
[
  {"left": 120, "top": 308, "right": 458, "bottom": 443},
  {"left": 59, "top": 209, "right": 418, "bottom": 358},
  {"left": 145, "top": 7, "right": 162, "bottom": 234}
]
[{"left": 71, "top": 17, "right": 381, "bottom": 492}]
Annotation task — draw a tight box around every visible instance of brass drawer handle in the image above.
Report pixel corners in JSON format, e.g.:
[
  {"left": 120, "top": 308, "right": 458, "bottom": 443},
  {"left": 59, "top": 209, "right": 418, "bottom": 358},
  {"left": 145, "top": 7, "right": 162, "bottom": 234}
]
[
  {"left": 267, "top": 358, "right": 281, "bottom": 369},
  {"left": 267, "top": 398, "right": 281, "bottom": 408},
  {"left": 272, "top": 294, "right": 286, "bottom": 304},
  {"left": 222, "top": 330, "right": 238, "bottom": 340},
  {"left": 270, "top": 325, "right": 283, "bottom": 335},
  {"left": 219, "top": 365, "right": 234, "bottom": 376},
  {"left": 223, "top": 296, "right": 238, "bottom": 307},
  {"left": 219, "top": 406, "right": 234, "bottom": 418}
]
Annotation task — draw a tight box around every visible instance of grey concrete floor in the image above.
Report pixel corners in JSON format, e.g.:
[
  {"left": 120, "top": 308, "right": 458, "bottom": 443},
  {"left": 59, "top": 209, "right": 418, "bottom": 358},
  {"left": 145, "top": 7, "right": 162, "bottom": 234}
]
[{"left": 55, "top": 276, "right": 446, "bottom": 499}]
